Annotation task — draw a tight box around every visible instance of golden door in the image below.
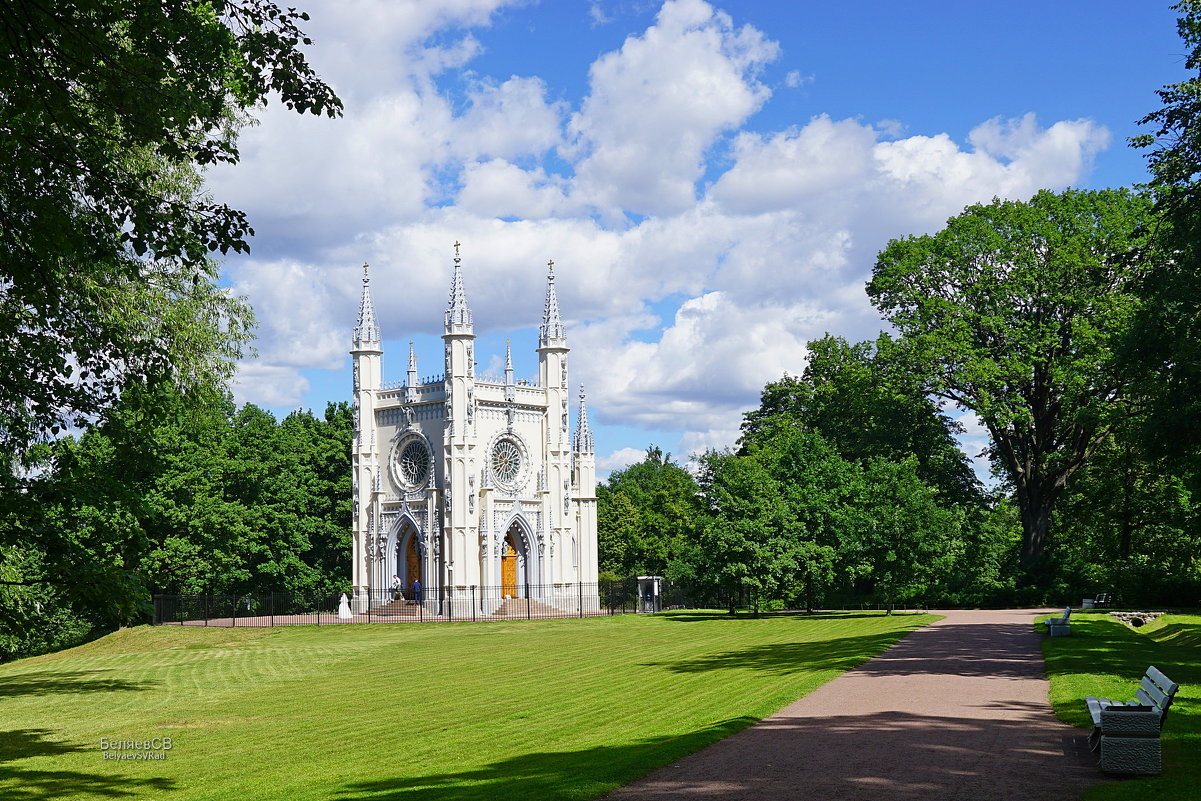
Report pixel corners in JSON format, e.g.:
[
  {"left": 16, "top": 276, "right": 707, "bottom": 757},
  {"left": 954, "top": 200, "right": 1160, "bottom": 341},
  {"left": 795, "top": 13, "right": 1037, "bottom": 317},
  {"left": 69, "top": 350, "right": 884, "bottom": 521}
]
[
  {"left": 501, "top": 536, "right": 517, "bottom": 597},
  {"left": 406, "top": 537, "right": 421, "bottom": 592}
]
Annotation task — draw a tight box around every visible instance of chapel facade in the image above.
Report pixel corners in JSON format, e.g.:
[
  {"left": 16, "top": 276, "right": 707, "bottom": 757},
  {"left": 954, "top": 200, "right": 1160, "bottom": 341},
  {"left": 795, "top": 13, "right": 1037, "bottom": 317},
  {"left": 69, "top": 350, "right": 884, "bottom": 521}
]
[{"left": 349, "top": 246, "right": 598, "bottom": 613}]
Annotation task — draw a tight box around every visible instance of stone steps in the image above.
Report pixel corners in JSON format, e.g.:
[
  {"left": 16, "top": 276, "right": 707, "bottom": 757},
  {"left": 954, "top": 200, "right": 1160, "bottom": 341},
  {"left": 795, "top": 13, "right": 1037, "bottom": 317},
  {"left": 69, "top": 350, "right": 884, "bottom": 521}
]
[
  {"left": 493, "top": 597, "right": 564, "bottom": 617},
  {"left": 372, "top": 599, "right": 423, "bottom": 616}
]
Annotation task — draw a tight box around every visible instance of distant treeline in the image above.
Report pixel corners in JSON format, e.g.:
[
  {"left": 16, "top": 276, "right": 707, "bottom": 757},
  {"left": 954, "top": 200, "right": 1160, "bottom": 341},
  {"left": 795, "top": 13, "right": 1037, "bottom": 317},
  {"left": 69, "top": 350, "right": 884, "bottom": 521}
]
[
  {"left": 599, "top": 334, "right": 1201, "bottom": 613},
  {"left": 1, "top": 386, "right": 351, "bottom": 660}
]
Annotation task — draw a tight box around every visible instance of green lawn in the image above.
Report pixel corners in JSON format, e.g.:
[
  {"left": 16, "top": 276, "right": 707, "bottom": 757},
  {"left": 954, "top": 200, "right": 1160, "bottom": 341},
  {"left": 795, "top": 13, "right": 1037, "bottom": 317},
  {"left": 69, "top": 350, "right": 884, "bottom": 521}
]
[
  {"left": 0, "top": 610, "right": 933, "bottom": 801},
  {"left": 1041, "top": 611, "right": 1201, "bottom": 801}
]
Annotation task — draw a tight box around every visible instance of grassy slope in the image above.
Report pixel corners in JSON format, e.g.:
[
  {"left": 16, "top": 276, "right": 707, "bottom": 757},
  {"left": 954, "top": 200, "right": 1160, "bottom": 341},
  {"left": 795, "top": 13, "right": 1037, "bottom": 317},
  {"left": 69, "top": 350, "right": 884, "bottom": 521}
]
[
  {"left": 1041, "top": 612, "right": 1201, "bottom": 801},
  {"left": 0, "top": 611, "right": 933, "bottom": 801}
]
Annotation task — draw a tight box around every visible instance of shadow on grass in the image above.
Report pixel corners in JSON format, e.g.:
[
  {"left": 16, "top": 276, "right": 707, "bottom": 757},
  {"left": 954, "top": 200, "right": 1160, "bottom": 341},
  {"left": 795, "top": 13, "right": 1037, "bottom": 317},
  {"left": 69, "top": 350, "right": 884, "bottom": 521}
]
[
  {"left": 1043, "top": 616, "right": 1201, "bottom": 686},
  {"left": 1144, "top": 621, "right": 1201, "bottom": 649},
  {"left": 642, "top": 631, "right": 910, "bottom": 675},
  {"left": 655, "top": 611, "right": 915, "bottom": 623},
  {"left": 0, "top": 729, "right": 177, "bottom": 800},
  {"left": 0, "top": 729, "right": 88, "bottom": 762},
  {"left": 0, "top": 671, "right": 156, "bottom": 698},
  {"left": 0, "top": 767, "right": 176, "bottom": 801},
  {"left": 329, "top": 709, "right": 1105, "bottom": 801},
  {"left": 650, "top": 617, "right": 1062, "bottom": 680},
  {"left": 331, "top": 717, "right": 756, "bottom": 801}
]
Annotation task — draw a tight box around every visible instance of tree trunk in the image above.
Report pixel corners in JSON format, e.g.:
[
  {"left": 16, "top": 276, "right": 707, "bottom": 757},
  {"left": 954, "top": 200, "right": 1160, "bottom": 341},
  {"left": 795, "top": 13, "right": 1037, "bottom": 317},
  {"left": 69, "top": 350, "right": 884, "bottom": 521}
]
[{"left": 1016, "top": 483, "right": 1053, "bottom": 564}]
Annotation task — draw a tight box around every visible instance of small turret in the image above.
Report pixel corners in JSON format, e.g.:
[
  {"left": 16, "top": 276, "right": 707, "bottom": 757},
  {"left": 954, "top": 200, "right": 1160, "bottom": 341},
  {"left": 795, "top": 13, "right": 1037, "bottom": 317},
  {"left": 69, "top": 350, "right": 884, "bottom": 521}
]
[
  {"left": 573, "top": 384, "right": 594, "bottom": 454},
  {"left": 405, "top": 341, "right": 419, "bottom": 404},
  {"left": 504, "top": 339, "right": 515, "bottom": 402}
]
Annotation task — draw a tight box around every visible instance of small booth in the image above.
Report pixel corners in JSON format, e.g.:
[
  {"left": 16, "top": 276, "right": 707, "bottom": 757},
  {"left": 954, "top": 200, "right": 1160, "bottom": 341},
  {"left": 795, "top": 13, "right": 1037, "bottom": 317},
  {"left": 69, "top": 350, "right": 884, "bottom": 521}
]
[{"left": 636, "top": 576, "right": 662, "bottom": 613}]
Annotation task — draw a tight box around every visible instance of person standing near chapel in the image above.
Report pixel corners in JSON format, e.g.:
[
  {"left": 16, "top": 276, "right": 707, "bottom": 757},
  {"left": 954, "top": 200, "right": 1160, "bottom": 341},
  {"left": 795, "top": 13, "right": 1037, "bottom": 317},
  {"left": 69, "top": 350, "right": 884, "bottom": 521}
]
[
  {"left": 390, "top": 574, "right": 401, "bottom": 601},
  {"left": 412, "top": 578, "right": 421, "bottom": 603}
]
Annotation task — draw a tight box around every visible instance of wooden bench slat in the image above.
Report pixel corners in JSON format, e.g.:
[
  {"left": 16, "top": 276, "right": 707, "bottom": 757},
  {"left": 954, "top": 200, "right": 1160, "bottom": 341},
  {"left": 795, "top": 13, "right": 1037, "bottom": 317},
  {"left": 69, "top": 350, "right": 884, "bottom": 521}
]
[
  {"left": 1137, "top": 679, "right": 1169, "bottom": 709},
  {"left": 1147, "top": 666, "right": 1179, "bottom": 697}
]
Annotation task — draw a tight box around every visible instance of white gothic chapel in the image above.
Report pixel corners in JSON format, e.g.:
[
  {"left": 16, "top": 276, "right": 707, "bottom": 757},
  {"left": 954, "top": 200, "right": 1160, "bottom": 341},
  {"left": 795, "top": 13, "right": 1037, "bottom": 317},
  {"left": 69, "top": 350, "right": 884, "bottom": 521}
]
[{"left": 349, "top": 246, "right": 599, "bottom": 614}]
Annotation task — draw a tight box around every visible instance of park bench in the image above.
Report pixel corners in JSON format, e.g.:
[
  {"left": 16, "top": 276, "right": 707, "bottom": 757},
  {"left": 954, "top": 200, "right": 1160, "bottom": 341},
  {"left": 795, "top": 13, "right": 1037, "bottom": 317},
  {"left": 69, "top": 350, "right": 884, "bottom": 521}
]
[
  {"left": 1094, "top": 592, "right": 1113, "bottom": 608},
  {"left": 1043, "top": 607, "right": 1071, "bottom": 637},
  {"left": 1085, "top": 666, "right": 1179, "bottom": 775}
]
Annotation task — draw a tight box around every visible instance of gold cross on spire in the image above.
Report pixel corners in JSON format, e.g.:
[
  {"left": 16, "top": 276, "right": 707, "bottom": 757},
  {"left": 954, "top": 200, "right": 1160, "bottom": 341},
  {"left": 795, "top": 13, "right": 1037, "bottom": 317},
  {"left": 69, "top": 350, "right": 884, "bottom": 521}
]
[
  {"left": 362, "top": 261, "right": 369, "bottom": 276},
  {"left": 453, "top": 240, "right": 461, "bottom": 256},
  {"left": 547, "top": 258, "right": 554, "bottom": 273}
]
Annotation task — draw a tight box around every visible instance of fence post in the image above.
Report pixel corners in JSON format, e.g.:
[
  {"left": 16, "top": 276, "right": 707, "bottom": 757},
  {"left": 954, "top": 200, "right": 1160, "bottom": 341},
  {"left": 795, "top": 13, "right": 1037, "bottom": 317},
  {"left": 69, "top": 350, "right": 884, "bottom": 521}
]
[
  {"left": 203, "top": 594, "right": 209, "bottom": 627},
  {"left": 269, "top": 592, "right": 274, "bottom": 628},
  {"left": 579, "top": 582, "right": 584, "bottom": 618},
  {"left": 472, "top": 586, "right": 477, "bottom": 622}
]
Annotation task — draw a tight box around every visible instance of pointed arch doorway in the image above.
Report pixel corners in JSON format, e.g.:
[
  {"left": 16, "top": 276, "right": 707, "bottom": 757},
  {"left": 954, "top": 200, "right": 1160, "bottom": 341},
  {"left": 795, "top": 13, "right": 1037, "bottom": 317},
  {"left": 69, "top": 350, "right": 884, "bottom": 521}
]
[
  {"left": 501, "top": 533, "right": 518, "bottom": 598},
  {"left": 395, "top": 525, "right": 423, "bottom": 600},
  {"left": 406, "top": 537, "right": 422, "bottom": 594}
]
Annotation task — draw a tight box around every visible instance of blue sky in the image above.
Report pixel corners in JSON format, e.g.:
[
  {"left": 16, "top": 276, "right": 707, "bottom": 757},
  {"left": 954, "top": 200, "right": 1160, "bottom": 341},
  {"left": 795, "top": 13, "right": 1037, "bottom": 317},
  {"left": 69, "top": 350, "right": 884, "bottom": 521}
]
[{"left": 207, "top": 0, "right": 1186, "bottom": 478}]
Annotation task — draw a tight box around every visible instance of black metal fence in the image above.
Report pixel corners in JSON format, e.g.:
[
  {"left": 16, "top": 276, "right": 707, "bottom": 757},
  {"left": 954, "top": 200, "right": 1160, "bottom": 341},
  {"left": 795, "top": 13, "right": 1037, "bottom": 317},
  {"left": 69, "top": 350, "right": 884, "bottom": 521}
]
[{"left": 151, "top": 578, "right": 752, "bottom": 627}]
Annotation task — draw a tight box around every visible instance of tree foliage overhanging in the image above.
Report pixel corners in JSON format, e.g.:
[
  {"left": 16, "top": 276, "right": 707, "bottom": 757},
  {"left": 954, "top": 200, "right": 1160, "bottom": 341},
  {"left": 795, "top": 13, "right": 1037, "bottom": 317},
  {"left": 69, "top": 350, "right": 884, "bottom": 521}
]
[
  {"left": 0, "top": 0, "right": 341, "bottom": 453},
  {"left": 0, "top": 0, "right": 342, "bottom": 657},
  {"left": 1129, "top": 0, "right": 1201, "bottom": 457}
]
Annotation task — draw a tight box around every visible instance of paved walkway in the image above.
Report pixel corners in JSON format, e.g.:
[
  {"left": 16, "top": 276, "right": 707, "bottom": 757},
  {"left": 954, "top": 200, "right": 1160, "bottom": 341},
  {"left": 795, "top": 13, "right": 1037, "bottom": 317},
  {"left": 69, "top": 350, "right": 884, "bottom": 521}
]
[{"left": 604, "top": 609, "right": 1109, "bottom": 801}]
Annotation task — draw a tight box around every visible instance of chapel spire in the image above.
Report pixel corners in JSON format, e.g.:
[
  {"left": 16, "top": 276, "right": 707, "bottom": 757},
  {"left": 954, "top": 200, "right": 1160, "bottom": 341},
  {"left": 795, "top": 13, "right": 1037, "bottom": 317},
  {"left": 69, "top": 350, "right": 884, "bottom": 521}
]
[
  {"left": 573, "top": 384, "right": 594, "bottom": 454},
  {"left": 354, "top": 262, "right": 380, "bottom": 344},
  {"left": 539, "top": 259, "right": 566, "bottom": 346},
  {"left": 445, "top": 241, "right": 473, "bottom": 333},
  {"left": 504, "top": 340, "right": 514, "bottom": 385},
  {"left": 405, "top": 341, "right": 419, "bottom": 403}
]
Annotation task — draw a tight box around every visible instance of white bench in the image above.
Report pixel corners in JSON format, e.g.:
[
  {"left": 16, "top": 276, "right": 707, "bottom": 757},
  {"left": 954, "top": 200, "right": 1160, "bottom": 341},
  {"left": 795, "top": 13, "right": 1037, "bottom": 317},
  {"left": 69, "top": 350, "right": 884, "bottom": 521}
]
[
  {"left": 1043, "top": 607, "right": 1071, "bottom": 637},
  {"left": 1086, "top": 666, "right": 1179, "bottom": 775}
]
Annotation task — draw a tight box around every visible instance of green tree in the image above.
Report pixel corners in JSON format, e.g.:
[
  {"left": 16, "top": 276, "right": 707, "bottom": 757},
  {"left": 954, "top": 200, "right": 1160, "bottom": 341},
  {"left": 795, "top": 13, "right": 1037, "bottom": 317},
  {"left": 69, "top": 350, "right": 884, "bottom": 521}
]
[
  {"left": 1050, "top": 425, "right": 1201, "bottom": 606},
  {"left": 0, "top": 0, "right": 341, "bottom": 631},
  {"left": 1129, "top": 0, "right": 1201, "bottom": 458},
  {"left": 741, "top": 334, "right": 981, "bottom": 507},
  {"left": 867, "top": 189, "right": 1155, "bottom": 565},
  {"left": 0, "top": 0, "right": 340, "bottom": 453},
  {"left": 694, "top": 449, "right": 797, "bottom": 611},
  {"left": 747, "top": 423, "right": 861, "bottom": 611},
  {"left": 851, "top": 457, "right": 964, "bottom": 613},
  {"left": 8, "top": 386, "right": 353, "bottom": 634},
  {"left": 596, "top": 447, "right": 701, "bottom": 578}
]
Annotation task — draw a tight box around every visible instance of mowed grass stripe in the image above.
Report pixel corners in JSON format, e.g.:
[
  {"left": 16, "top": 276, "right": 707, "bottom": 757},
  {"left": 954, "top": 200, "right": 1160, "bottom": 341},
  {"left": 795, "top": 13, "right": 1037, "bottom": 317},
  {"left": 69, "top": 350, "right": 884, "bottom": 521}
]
[{"left": 1, "top": 610, "right": 932, "bottom": 801}]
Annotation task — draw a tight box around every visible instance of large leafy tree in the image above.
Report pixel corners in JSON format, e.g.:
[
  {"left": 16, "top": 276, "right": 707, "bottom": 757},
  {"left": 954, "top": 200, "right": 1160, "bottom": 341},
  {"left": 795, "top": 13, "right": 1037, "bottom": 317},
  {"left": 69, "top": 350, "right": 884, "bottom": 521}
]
[
  {"left": 1130, "top": 0, "right": 1201, "bottom": 457},
  {"left": 741, "top": 334, "right": 981, "bottom": 508},
  {"left": 693, "top": 448, "right": 799, "bottom": 611},
  {"left": 741, "top": 423, "right": 861, "bottom": 611},
  {"left": 867, "top": 189, "right": 1155, "bottom": 565},
  {"left": 0, "top": 0, "right": 341, "bottom": 453},
  {"left": 0, "top": 0, "right": 340, "bottom": 629}
]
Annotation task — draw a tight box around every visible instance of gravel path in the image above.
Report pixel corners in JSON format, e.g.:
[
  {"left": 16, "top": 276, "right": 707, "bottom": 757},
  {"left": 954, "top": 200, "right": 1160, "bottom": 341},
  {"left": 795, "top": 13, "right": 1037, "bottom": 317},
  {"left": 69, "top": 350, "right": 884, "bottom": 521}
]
[{"left": 604, "top": 609, "right": 1109, "bottom": 801}]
